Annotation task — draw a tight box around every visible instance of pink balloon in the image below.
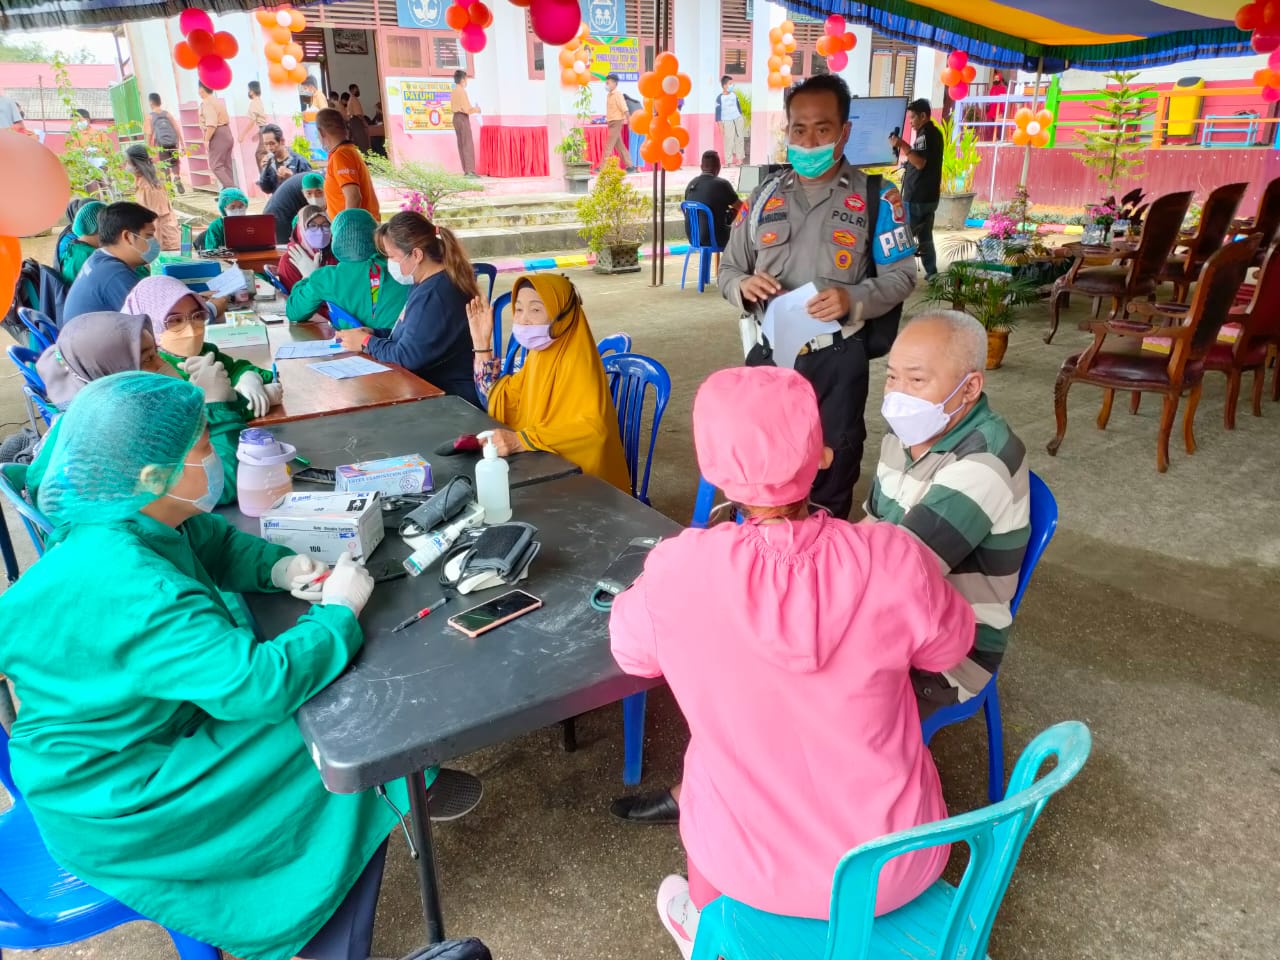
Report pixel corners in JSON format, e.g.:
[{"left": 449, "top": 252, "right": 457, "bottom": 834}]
[
  {"left": 826, "top": 49, "right": 849, "bottom": 71},
  {"left": 459, "top": 23, "right": 487, "bottom": 52},
  {"left": 824, "top": 13, "right": 846, "bottom": 36},
  {"left": 949, "top": 82, "right": 970, "bottom": 101},
  {"left": 1270, "top": 48, "right": 1280, "bottom": 69},
  {"left": 947, "top": 50, "right": 968, "bottom": 70},
  {"left": 1253, "top": 31, "right": 1280, "bottom": 53},
  {"left": 179, "top": 7, "right": 214, "bottom": 36},
  {"left": 1264, "top": 85, "right": 1280, "bottom": 102},
  {"left": 197, "top": 54, "right": 232, "bottom": 91},
  {"left": 529, "top": 0, "right": 581, "bottom": 46}
]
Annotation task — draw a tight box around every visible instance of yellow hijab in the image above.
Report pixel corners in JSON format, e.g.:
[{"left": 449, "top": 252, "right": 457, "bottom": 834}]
[{"left": 488, "top": 275, "right": 631, "bottom": 492}]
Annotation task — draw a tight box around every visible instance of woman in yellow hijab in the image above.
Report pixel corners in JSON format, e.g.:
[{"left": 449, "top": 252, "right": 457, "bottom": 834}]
[{"left": 467, "top": 274, "right": 631, "bottom": 491}]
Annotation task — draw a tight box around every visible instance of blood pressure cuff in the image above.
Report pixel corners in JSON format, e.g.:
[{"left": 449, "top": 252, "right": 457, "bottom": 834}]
[
  {"left": 399, "top": 476, "right": 474, "bottom": 537},
  {"left": 439, "top": 522, "right": 540, "bottom": 595}
]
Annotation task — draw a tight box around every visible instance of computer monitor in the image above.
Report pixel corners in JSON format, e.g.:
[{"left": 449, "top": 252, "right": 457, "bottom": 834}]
[
  {"left": 843, "top": 96, "right": 910, "bottom": 167},
  {"left": 736, "top": 163, "right": 789, "bottom": 195}
]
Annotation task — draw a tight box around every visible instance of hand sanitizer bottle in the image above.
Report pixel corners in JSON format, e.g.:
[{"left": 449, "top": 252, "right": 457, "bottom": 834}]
[{"left": 474, "top": 431, "right": 512, "bottom": 524}]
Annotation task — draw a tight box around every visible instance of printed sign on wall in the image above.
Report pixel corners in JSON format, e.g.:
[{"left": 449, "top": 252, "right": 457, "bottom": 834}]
[
  {"left": 580, "top": 0, "right": 624, "bottom": 35},
  {"left": 385, "top": 77, "right": 454, "bottom": 132},
  {"left": 585, "top": 36, "right": 639, "bottom": 81},
  {"left": 396, "top": 0, "right": 449, "bottom": 30}
]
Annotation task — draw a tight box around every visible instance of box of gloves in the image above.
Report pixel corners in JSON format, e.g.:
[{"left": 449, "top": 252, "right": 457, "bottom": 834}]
[
  {"left": 259, "top": 491, "right": 385, "bottom": 563},
  {"left": 335, "top": 454, "right": 432, "bottom": 497}
]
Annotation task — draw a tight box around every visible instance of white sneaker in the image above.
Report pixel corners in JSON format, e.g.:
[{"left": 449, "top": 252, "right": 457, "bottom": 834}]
[{"left": 657, "top": 874, "right": 700, "bottom": 960}]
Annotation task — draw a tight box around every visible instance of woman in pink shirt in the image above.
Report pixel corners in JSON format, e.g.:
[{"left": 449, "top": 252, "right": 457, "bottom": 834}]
[{"left": 610, "top": 366, "right": 974, "bottom": 959}]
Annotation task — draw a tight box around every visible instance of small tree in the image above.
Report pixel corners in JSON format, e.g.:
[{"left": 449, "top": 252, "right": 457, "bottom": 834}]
[
  {"left": 577, "top": 156, "right": 648, "bottom": 253},
  {"left": 364, "top": 153, "right": 474, "bottom": 218},
  {"left": 52, "top": 53, "right": 139, "bottom": 200},
  {"left": 555, "top": 84, "right": 593, "bottom": 166},
  {"left": 1074, "top": 70, "right": 1155, "bottom": 193}
]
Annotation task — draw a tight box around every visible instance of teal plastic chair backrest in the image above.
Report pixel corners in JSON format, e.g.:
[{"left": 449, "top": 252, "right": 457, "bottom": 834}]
[
  {"left": 0, "top": 463, "right": 52, "bottom": 556},
  {"left": 823, "top": 720, "right": 1092, "bottom": 960}
]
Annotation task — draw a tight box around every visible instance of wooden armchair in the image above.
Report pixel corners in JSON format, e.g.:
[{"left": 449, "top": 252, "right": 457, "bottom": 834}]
[
  {"left": 1207, "top": 238, "right": 1280, "bottom": 428},
  {"left": 1161, "top": 181, "right": 1247, "bottom": 301},
  {"left": 1046, "top": 191, "right": 1192, "bottom": 344},
  {"left": 1047, "top": 235, "right": 1259, "bottom": 473}
]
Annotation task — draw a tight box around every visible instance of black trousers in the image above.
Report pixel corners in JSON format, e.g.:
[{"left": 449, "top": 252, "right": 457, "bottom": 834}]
[
  {"left": 747, "top": 333, "right": 870, "bottom": 519},
  {"left": 906, "top": 200, "right": 939, "bottom": 277},
  {"left": 296, "top": 840, "right": 388, "bottom": 960}
]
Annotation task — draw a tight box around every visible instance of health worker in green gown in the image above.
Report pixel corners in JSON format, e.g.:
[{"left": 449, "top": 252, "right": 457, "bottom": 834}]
[
  {"left": 58, "top": 199, "right": 105, "bottom": 284},
  {"left": 202, "top": 186, "right": 249, "bottom": 250},
  {"left": 285, "top": 207, "right": 408, "bottom": 326},
  {"left": 0, "top": 371, "right": 396, "bottom": 960}
]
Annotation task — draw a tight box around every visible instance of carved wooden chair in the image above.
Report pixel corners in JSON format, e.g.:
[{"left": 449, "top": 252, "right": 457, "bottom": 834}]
[
  {"left": 1161, "top": 181, "right": 1247, "bottom": 302},
  {"left": 1206, "top": 239, "right": 1280, "bottom": 428}
]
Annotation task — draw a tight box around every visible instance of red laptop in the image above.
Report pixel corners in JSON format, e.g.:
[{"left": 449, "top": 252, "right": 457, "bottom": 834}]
[{"left": 223, "top": 214, "right": 278, "bottom": 252}]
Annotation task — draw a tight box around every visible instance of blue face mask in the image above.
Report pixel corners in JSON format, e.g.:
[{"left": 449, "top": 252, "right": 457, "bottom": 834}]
[
  {"left": 787, "top": 141, "right": 840, "bottom": 180},
  {"left": 170, "top": 452, "right": 224, "bottom": 512},
  {"left": 134, "top": 234, "right": 161, "bottom": 264}
]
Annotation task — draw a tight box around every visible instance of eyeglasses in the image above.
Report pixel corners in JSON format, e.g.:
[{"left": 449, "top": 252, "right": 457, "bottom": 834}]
[{"left": 162, "top": 310, "right": 207, "bottom": 331}]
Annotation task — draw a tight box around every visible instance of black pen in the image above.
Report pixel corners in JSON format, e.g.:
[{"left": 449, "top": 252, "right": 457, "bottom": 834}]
[{"left": 392, "top": 597, "right": 448, "bottom": 633}]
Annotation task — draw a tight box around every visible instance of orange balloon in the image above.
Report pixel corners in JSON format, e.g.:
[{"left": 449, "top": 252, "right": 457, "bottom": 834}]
[
  {"left": 285, "top": 41, "right": 303, "bottom": 60},
  {"left": 1012, "top": 128, "right": 1030, "bottom": 145},
  {"left": 268, "top": 61, "right": 288, "bottom": 84},
  {"left": 783, "top": 39, "right": 797, "bottom": 53},
  {"left": 642, "top": 97, "right": 654, "bottom": 112},
  {"left": 255, "top": 9, "right": 277, "bottom": 26},
  {"left": 673, "top": 127, "right": 689, "bottom": 148},
  {"left": 769, "top": 27, "right": 783, "bottom": 44},
  {"left": 0, "top": 132, "right": 70, "bottom": 237},
  {"left": 270, "top": 25, "right": 291, "bottom": 44},
  {"left": 768, "top": 71, "right": 786, "bottom": 90},
  {"left": 1254, "top": 67, "right": 1270, "bottom": 86},
  {"left": 939, "top": 67, "right": 958, "bottom": 86},
  {"left": 640, "top": 138, "right": 661, "bottom": 163},
  {"left": 288, "top": 64, "right": 308, "bottom": 84},
  {"left": 289, "top": 9, "right": 307, "bottom": 30},
  {"left": 212, "top": 31, "right": 239, "bottom": 59},
  {"left": 558, "top": 47, "right": 576, "bottom": 67},
  {"left": 767, "top": 55, "right": 783, "bottom": 71},
  {"left": 1031, "top": 130, "right": 1050, "bottom": 147},
  {"left": 675, "top": 74, "right": 691, "bottom": 98},
  {"left": 661, "top": 152, "right": 681, "bottom": 172},
  {"left": 840, "top": 32, "right": 857, "bottom": 50},
  {"left": 654, "top": 51, "right": 678, "bottom": 75},
  {"left": 0, "top": 235, "right": 20, "bottom": 318},
  {"left": 630, "top": 110, "right": 650, "bottom": 134},
  {"left": 637, "top": 72, "right": 661, "bottom": 98},
  {"left": 187, "top": 28, "right": 214, "bottom": 57},
  {"left": 469, "top": 1, "right": 493, "bottom": 28},
  {"left": 445, "top": 4, "right": 469, "bottom": 29},
  {"left": 667, "top": 110, "right": 681, "bottom": 128},
  {"left": 560, "top": 67, "right": 578, "bottom": 86},
  {"left": 1014, "top": 107, "right": 1033, "bottom": 126},
  {"left": 816, "top": 36, "right": 833, "bottom": 56},
  {"left": 1036, "top": 109, "right": 1053, "bottom": 127},
  {"left": 174, "top": 41, "right": 200, "bottom": 69},
  {"left": 575, "top": 47, "right": 590, "bottom": 62},
  {"left": 780, "top": 19, "right": 795, "bottom": 33},
  {"left": 962, "top": 64, "right": 976, "bottom": 82},
  {"left": 264, "top": 41, "right": 284, "bottom": 61}
]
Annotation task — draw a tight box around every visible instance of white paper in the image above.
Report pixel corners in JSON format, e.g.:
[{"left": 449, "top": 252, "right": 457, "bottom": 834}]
[
  {"left": 309, "top": 357, "right": 392, "bottom": 380},
  {"left": 204, "top": 322, "right": 268, "bottom": 348},
  {"left": 206, "top": 264, "right": 248, "bottom": 298},
  {"left": 275, "top": 340, "right": 346, "bottom": 360},
  {"left": 761, "top": 283, "right": 831, "bottom": 370}
]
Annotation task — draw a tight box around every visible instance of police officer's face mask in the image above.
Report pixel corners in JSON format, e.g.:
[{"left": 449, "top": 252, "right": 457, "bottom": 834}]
[{"left": 787, "top": 141, "right": 839, "bottom": 179}]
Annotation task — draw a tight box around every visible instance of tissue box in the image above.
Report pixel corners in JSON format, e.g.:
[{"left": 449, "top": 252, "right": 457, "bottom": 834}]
[
  {"left": 259, "top": 491, "right": 385, "bottom": 563},
  {"left": 336, "top": 454, "right": 432, "bottom": 496}
]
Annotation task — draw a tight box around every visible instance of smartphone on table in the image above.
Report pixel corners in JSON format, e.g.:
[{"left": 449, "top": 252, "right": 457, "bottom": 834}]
[{"left": 447, "top": 589, "right": 543, "bottom": 639}]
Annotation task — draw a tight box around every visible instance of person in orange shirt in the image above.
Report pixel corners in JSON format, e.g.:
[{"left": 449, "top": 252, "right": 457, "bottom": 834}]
[
  {"left": 198, "top": 82, "right": 236, "bottom": 189},
  {"left": 316, "top": 108, "right": 380, "bottom": 221},
  {"left": 602, "top": 73, "right": 635, "bottom": 173},
  {"left": 449, "top": 70, "right": 481, "bottom": 177}
]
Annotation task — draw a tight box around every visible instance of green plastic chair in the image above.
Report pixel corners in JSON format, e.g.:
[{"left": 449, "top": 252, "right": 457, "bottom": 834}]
[{"left": 691, "top": 720, "right": 1092, "bottom": 960}]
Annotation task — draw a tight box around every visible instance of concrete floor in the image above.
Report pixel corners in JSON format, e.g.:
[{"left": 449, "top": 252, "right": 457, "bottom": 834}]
[{"left": 3, "top": 250, "right": 1280, "bottom": 959}]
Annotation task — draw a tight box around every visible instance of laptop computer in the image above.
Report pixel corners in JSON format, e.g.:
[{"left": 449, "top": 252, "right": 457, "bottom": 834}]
[{"left": 224, "top": 214, "right": 278, "bottom": 252}]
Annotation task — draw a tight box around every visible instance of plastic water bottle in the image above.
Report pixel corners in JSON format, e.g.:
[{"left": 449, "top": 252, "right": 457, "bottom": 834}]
[
  {"left": 236, "top": 427, "right": 297, "bottom": 517},
  {"left": 474, "top": 431, "right": 511, "bottom": 524},
  {"left": 180, "top": 223, "right": 191, "bottom": 257}
]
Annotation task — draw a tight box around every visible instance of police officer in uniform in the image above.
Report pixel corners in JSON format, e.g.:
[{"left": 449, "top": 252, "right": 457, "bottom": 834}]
[{"left": 719, "top": 74, "right": 918, "bottom": 518}]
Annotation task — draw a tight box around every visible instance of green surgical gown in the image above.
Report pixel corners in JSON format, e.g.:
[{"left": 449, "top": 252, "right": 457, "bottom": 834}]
[
  {"left": 285, "top": 256, "right": 408, "bottom": 327},
  {"left": 0, "top": 512, "right": 396, "bottom": 960}
]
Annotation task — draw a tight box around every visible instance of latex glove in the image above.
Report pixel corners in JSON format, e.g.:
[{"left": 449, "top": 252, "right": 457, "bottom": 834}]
[
  {"left": 271, "top": 554, "right": 328, "bottom": 601},
  {"left": 288, "top": 245, "right": 322, "bottom": 279},
  {"left": 180, "top": 353, "right": 236, "bottom": 404},
  {"left": 235, "top": 370, "right": 271, "bottom": 418},
  {"left": 321, "top": 552, "right": 374, "bottom": 616},
  {"left": 264, "top": 381, "right": 284, "bottom": 407}
]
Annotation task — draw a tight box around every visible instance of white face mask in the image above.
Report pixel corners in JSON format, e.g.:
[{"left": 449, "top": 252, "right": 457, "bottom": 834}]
[
  {"left": 881, "top": 375, "right": 972, "bottom": 447},
  {"left": 387, "top": 255, "right": 418, "bottom": 286}
]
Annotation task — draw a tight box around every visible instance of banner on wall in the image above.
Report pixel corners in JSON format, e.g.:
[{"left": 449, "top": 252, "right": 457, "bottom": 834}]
[
  {"left": 396, "top": 0, "right": 448, "bottom": 30},
  {"left": 580, "top": 0, "right": 624, "bottom": 35},
  {"left": 385, "top": 77, "right": 454, "bottom": 132},
  {"left": 584, "top": 36, "right": 639, "bottom": 81}
]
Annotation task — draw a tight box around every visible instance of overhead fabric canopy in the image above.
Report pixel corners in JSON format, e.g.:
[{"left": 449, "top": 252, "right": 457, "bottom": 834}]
[
  {"left": 780, "top": 0, "right": 1254, "bottom": 72},
  {"left": 0, "top": 0, "right": 287, "bottom": 30}
]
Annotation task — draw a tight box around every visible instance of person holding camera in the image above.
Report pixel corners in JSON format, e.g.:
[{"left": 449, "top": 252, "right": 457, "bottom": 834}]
[{"left": 890, "top": 99, "right": 944, "bottom": 279}]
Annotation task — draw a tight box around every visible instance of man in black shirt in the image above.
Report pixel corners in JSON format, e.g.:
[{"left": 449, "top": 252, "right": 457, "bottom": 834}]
[
  {"left": 890, "top": 98, "right": 944, "bottom": 277},
  {"left": 257, "top": 124, "right": 313, "bottom": 194},
  {"left": 683, "top": 150, "right": 743, "bottom": 250}
]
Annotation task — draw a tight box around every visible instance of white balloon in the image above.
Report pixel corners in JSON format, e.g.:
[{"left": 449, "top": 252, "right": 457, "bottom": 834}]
[
  {"left": 780, "top": 63, "right": 792, "bottom": 76},
  {"left": 276, "top": 10, "right": 292, "bottom": 26},
  {"left": 1026, "top": 121, "right": 1041, "bottom": 136},
  {"left": 662, "top": 75, "right": 679, "bottom": 95},
  {"left": 573, "top": 61, "right": 586, "bottom": 73},
  {"left": 281, "top": 54, "right": 297, "bottom": 69},
  {"left": 782, "top": 32, "right": 794, "bottom": 45}
]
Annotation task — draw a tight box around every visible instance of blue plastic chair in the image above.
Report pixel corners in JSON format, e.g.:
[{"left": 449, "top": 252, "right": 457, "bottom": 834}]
[
  {"left": 0, "top": 463, "right": 52, "bottom": 558},
  {"left": 262, "top": 265, "right": 289, "bottom": 296},
  {"left": 6, "top": 346, "right": 54, "bottom": 431},
  {"left": 324, "top": 301, "right": 363, "bottom": 331},
  {"left": 680, "top": 201, "right": 724, "bottom": 293},
  {"left": 596, "top": 333, "right": 632, "bottom": 358},
  {"left": 690, "top": 720, "right": 1091, "bottom": 960},
  {"left": 16, "top": 309, "right": 56, "bottom": 352},
  {"left": 474, "top": 262, "right": 497, "bottom": 301},
  {"left": 920, "top": 471, "right": 1059, "bottom": 804},
  {"left": 493, "top": 291, "right": 511, "bottom": 364},
  {"left": 0, "top": 703, "right": 220, "bottom": 957}
]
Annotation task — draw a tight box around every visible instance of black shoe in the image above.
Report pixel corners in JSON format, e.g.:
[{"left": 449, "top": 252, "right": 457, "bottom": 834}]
[
  {"left": 609, "top": 789, "right": 679, "bottom": 824},
  {"left": 426, "top": 767, "right": 483, "bottom": 821}
]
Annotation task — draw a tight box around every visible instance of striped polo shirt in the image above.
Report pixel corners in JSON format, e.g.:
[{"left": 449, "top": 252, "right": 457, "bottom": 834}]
[{"left": 866, "top": 395, "right": 1029, "bottom": 693}]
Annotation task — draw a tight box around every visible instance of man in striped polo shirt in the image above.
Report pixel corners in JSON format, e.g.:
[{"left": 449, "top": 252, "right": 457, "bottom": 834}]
[{"left": 864, "top": 311, "right": 1030, "bottom": 716}]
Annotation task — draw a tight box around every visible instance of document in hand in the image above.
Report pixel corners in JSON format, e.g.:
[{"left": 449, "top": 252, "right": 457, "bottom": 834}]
[{"left": 761, "top": 283, "right": 832, "bottom": 370}]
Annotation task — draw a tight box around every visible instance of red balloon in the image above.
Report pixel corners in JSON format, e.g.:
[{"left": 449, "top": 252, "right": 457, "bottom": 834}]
[
  {"left": 1263, "top": 85, "right": 1280, "bottom": 102},
  {"left": 949, "top": 82, "right": 970, "bottom": 101},
  {"left": 529, "top": 0, "right": 581, "bottom": 46},
  {"left": 827, "top": 49, "right": 848, "bottom": 72},
  {"left": 0, "top": 235, "right": 19, "bottom": 317},
  {"left": 459, "top": 23, "right": 487, "bottom": 53},
  {"left": 174, "top": 41, "right": 200, "bottom": 69},
  {"left": 947, "top": 50, "right": 968, "bottom": 70},
  {"left": 468, "top": 1, "right": 493, "bottom": 28},
  {"left": 1252, "top": 31, "right": 1280, "bottom": 52},
  {"left": 445, "top": 3, "right": 470, "bottom": 29},
  {"left": 0, "top": 132, "right": 70, "bottom": 237},
  {"left": 179, "top": 7, "right": 214, "bottom": 36},
  {"left": 1270, "top": 48, "right": 1280, "bottom": 68},
  {"left": 186, "top": 28, "right": 214, "bottom": 57},
  {"left": 1237, "top": 2, "right": 1261, "bottom": 29},
  {"left": 212, "top": 31, "right": 239, "bottom": 59},
  {"left": 825, "top": 14, "right": 846, "bottom": 36},
  {"left": 197, "top": 55, "right": 233, "bottom": 91},
  {"left": 1265, "top": 0, "right": 1280, "bottom": 25}
]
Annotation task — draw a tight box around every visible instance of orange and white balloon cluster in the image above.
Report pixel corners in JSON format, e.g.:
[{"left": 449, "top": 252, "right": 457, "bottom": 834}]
[
  {"left": 1012, "top": 107, "right": 1053, "bottom": 147},
  {"left": 173, "top": 9, "right": 238, "bottom": 90},
  {"left": 766, "top": 19, "right": 799, "bottom": 90},
  {"left": 630, "top": 52, "right": 691, "bottom": 172},
  {"left": 445, "top": 1, "right": 494, "bottom": 54},
  {"left": 556, "top": 23, "right": 594, "bottom": 88},
  {"left": 255, "top": 6, "right": 309, "bottom": 87}
]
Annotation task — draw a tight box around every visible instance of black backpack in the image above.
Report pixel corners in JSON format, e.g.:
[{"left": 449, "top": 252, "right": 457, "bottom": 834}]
[{"left": 152, "top": 111, "right": 179, "bottom": 149}]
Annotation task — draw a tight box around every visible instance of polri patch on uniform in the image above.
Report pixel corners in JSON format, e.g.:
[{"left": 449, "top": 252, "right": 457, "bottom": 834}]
[
  {"left": 732, "top": 205, "right": 747, "bottom": 228},
  {"left": 834, "top": 249, "right": 853, "bottom": 270},
  {"left": 764, "top": 197, "right": 786, "bottom": 212},
  {"left": 884, "top": 187, "right": 906, "bottom": 223},
  {"left": 760, "top": 231, "right": 780, "bottom": 245},
  {"left": 831, "top": 229, "right": 857, "bottom": 248},
  {"left": 844, "top": 194, "right": 866, "bottom": 213}
]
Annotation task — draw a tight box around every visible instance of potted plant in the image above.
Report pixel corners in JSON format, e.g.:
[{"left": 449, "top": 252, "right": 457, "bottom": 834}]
[
  {"left": 1073, "top": 70, "right": 1155, "bottom": 196},
  {"left": 923, "top": 264, "right": 1037, "bottom": 369},
  {"left": 936, "top": 116, "right": 981, "bottom": 229},
  {"left": 578, "top": 157, "right": 649, "bottom": 274},
  {"left": 556, "top": 85, "right": 594, "bottom": 195}
]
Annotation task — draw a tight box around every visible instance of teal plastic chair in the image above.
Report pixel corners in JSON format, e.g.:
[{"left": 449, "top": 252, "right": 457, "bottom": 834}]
[
  {"left": 691, "top": 720, "right": 1092, "bottom": 960},
  {"left": 0, "top": 463, "right": 52, "bottom": 558}
]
